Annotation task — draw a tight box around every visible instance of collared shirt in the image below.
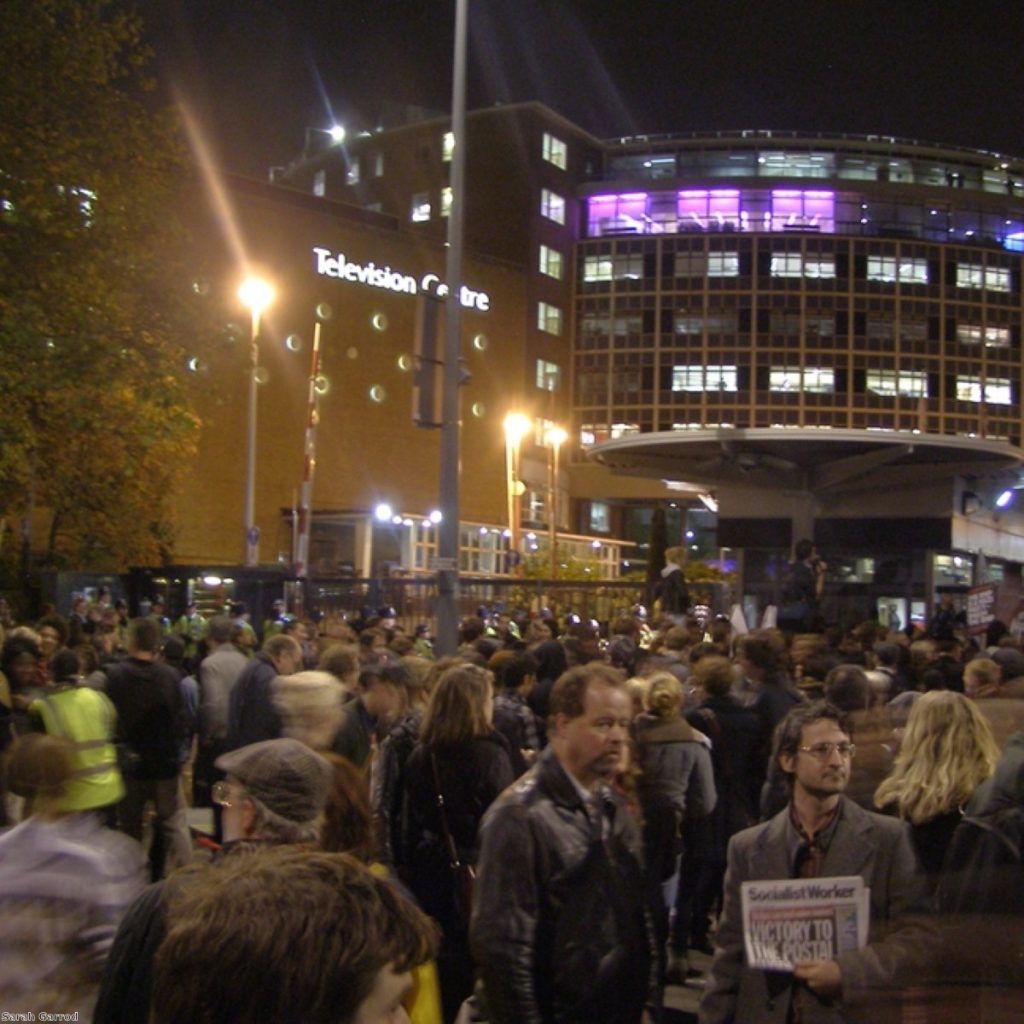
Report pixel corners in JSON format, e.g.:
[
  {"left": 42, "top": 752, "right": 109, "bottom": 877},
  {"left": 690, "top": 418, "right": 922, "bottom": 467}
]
[
  {"left": 565, "top": 769, "right": 611, "bottom": 840},
  {"left": 786, "top": 800, "right": 842, "bottom": 878}
]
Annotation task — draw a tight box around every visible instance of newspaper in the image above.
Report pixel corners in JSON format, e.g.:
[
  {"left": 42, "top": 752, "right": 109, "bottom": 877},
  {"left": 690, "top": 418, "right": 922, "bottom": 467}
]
[{"left": 740, "top": 876, "right": 869, "bottom": 972}]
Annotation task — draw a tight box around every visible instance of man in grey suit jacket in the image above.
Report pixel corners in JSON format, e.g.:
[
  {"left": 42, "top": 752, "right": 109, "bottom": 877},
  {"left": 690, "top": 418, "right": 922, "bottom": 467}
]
[{"left": 700, "top": 700, "right": 930, "bottom": 1024}]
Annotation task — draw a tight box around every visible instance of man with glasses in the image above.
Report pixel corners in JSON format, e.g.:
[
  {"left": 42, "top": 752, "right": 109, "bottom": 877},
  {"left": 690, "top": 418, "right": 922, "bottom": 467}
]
[
  {"left": 699, "top": 700, "right": 930, "bottom": 1024},
  {"left": 94, "top": 738, "right": 332, "bottom": 1023}
]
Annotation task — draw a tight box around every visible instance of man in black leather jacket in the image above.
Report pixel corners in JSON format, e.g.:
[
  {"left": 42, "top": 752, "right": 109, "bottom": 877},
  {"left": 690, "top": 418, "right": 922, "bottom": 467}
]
[{"left": 470, "top": 663, "right": 657, "bottom": 1023}]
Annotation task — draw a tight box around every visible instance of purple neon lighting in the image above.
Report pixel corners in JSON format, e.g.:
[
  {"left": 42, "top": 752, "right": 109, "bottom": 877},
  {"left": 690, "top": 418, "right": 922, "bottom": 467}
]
[{"left": 587, "top": 188, "right": 837, "bottom": 236}]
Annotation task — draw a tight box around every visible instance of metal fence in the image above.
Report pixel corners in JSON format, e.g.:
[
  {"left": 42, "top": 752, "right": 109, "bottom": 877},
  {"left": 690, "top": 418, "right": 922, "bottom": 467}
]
[{"left": 303, "top": 576, "right": 656, "bottom": 632}]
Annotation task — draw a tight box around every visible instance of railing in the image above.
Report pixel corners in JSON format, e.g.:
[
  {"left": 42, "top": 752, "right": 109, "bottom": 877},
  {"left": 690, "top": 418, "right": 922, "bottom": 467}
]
[{"left": 304, "top": 576, "right": 654, "bottom": 632}]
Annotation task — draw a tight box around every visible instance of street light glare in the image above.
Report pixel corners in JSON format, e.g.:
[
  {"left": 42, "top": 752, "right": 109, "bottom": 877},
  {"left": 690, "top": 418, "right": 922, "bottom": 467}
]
[
  {"left": 238, "top": 276, "right": 276, "bottom": 315},
  {"left": 503, "top": 411, "right": 531, "bottom": 444},
  {"left": 329, "top": 125, "right": 346, "bottom": 143},
  {"left": 546, "top": 426, "right": 568, "bottom": 448}
]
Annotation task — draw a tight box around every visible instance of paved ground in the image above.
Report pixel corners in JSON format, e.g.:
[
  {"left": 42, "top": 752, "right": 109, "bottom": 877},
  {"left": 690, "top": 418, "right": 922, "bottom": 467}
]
[{"left": 663, "top": 948, "right": 713, "bottom": 1023}]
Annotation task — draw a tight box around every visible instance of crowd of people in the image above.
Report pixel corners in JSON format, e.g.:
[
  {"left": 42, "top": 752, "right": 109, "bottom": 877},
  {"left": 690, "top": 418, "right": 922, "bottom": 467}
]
[{"left": 0, "top": 584, "right": 1023, "bottom": 1023}]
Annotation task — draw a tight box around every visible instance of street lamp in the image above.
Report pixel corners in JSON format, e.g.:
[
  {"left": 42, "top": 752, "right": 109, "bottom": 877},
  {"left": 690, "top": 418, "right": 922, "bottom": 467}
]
[
  {"left": 503, "top": 412, "right": 531, "bottom": 574},
  {"left": 238, "top": 275, "right": 275, "bottom": 567},
  {"left": 545, "top": 425, "right": 568, "bottom": 578}
]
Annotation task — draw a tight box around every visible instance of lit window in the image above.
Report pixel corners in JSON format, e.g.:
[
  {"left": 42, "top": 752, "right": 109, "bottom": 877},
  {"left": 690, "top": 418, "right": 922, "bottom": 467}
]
[
  {"left": 541, "top": 188, "right": 566, "bottom": 224},
  {"left": 536, "top": 359, "right": 560, "bottom": 391},
  {"left": 539, "top": 244, "right": 563, "bottom": 279},
  {"left": 346, "top": 159, "right": 360, "bottom": 186},
  {"left": 589, "top": 501, "right": 610, "bottom": 533},
  {"left": 867, "top": 256, "right": 928, "bottom": 284},
  {"left": 707, "top": 252, "right": 740, "bottom": 277},
  {"left": 957, "top": 324, "right": 1011, "bottom": 348},
  {"left": 769, "top": 253, "right": 833, "bottom": 278},
  {"left": 672, "top": 365, "right": 738, "bottom": 392},
  {"left": 957, "top": 376, "right": 1012, "bottom": 404},
  {"left": 537, "top": 302, "right": 562, "bottom": 335},
  {"left": 583, "top": 255, "right": 613, "bottom": 282},
  {"left": 612, "top": 254, "right": 643, "bottom": 280},
  {"left": 542, "top": 132, "right": 568, "bottom": 170},
  {"left": 770, "top": 367, "right": 835, "bottom": 393},
  {"left": 866, "top": 370, "right": 928, "bottom": 397},
  {"left": 371, "top": 152, "right": 384, "bottom": 177},
  {"left": 411, "top": 193, "right": 431, "bottom": 222},
  {"left": 313, "top": 169, "right": 326, "bottom": 197},
  {"left": 442, "top": 131, "right": 455, "bottom": 162},
  {"left": 440, "top": 187, "right": 453, "bottom": 218},
  {"left": 958, "top": 262, "right": 1011, "bottom": 292}
]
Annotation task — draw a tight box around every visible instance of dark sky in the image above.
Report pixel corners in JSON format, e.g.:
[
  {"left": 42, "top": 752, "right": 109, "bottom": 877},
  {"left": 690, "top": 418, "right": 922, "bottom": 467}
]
[{"left": 148, "top": 1, "right": 1024, "bottom": 179}]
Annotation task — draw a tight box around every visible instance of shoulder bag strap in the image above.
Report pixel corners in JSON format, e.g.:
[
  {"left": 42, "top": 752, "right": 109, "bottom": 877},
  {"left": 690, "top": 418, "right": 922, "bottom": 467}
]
[{"left": 430, "top": 750, "right": 463, "bottom": 870}]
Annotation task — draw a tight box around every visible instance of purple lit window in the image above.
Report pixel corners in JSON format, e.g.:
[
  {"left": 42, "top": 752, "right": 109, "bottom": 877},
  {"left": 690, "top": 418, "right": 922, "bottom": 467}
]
[
  {"left": 587, "top": 193, "right": 649, "bottom": 236},
  {"left": 771, "top": 189, "right": 834, "bottom": 232}
]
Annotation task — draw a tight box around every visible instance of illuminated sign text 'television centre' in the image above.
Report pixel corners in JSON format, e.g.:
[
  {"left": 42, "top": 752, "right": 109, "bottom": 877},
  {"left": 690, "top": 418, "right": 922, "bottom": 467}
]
[{"left": 312, "top": 247, "right": 491, "bottom": 311}]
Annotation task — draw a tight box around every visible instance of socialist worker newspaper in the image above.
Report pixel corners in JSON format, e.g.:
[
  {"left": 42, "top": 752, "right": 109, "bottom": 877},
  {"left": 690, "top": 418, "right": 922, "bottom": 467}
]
[{"left": 740, "top": 876, "right": 869, "bottom": 971}]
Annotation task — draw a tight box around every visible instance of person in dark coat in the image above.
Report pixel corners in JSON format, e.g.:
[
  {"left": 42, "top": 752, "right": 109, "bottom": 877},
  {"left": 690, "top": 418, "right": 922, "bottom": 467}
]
[
  {"left": 224, "top": 634, "right": 303, "bottom": 751},
  {"left": 657, "top": 545, "right": 691, "bottom": 622},
  {"left": 682, "top": 654, "right": 763, "bottom": 961},
  {"left": 400, "top": 663, "right": 513, "bottom": 1020}
]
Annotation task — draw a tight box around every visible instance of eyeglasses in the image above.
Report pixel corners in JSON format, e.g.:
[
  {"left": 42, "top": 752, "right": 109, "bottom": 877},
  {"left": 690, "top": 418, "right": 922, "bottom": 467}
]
[
  {"left": 799, "top": 742, "right": 856, "bottom": 760},
  {"left": 211, "top": 781, "right": 244, "bottom": 808}
]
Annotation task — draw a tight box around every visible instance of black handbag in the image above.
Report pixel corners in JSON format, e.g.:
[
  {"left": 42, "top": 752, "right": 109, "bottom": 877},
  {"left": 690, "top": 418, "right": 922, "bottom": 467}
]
[{"left": 430, "top": 751, "right": 476, "bottom": 925}]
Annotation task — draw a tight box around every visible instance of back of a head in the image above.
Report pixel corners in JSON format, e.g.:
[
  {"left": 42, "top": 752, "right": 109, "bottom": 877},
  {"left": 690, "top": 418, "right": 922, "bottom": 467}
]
[
  {"left": 992, "top": 647, "right": 1024, "bottom": 684},
  {"left": 49, "top": 647, "right": 82, "bottom": 684},
  {"left": 320, "top": 751, "right": 376, "bottom": 861},
  {"left": 875, "top": 689, "right": 999, "bottom": 822},
  {"left": 420, "top": 663, "right": 493, "bottom": 748},
  {"left": 152, "top": 847, "right": 438, "bottom": 1024},
  {"left": 499, "top": 650, "right": 538, "bottom": 692},
  {"left": 318, "top": 643, "right": 360, "bottom": 684},
  {"left": 693, "top": 654, "right": 734, "bottom": 698},
  {"left": 824, "top": 664, "right": 871, "bottom": 712},
  {"left": 208, "top": 615, "right": 234, "bottom": 645},
  {"left": 5, "top": 733, "right": 75, "bottom": 815},
  {"left": 128, "top": 616, "right": 163, "bottom": 655},
  {"left": 663, "top": 625, "right": 689, "bottom": 652},
  {"left": 873, "top": 640, "right": 900, "bottom": 668},
  {"left": 646, "top": 672, "right": 682, "bottom": 718}
]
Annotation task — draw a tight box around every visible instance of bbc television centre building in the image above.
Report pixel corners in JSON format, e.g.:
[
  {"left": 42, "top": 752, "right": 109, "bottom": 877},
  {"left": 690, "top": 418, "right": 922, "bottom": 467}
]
[{"left": 182, "top": 102, "right": 1024, "bottom": 627}]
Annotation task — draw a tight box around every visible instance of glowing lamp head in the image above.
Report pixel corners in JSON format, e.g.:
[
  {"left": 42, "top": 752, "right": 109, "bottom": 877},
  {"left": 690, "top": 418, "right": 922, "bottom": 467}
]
[
  {"left": 503, "top": 412, "right": 531, "bottom": 445},
  {"left": 546, "top": 426, "right": 568, "bottom": 449},
  {"left": 238, "top": 277, "right": 276, "bottom": 316},
  {"left": 329, "top": 125, "right": 346, "bottom": 143}
]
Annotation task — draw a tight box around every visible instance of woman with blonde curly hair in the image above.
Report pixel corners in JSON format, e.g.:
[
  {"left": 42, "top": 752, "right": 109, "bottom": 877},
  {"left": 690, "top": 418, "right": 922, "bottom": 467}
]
[{"left": 874, "top": 689, "right": 999, "bottom": 882}]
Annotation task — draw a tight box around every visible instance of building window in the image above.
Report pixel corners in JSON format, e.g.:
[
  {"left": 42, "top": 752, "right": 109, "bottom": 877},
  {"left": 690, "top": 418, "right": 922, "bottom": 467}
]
[
  {"left": 346, "top": 159, "right": 360, "bottom": 186},
  {"left": 957, "top": 376, "right": 1012, "bottom": 404},
  {"left": 371, "top": 152, "right": 384, "bottom": 177},
  {"left": 769, "top": 367, "right": 835, "bottom": 393},
  {"left": 770, "top": 253, "right": 835, "bottom": 279},
  {"left": 536, "top": 359, "right": 560, "bottom": 391},
  {"left": 672, "top": 365, "right": 738, "bottom": 392},
  {"left": 440, "top": 187, "right": 453, "bottom": 218},
  {"left": 410, "top": 193, "right": 431, "bottom": 222},
  {"left": 866, "top": 256, "right": 929, "bottom": 284},
  {"left": 957, "top": 323, "right": 1011, "bottom": 348},
  {"left": 442, "top": 131, "right": 454, "bottom": 162},
  {"left": 866, "top": 369, "right": 928, "bottom": 397},
  {"left": 589, "top": 500, "right": 610, "bottom": 533},
  {"left": 542, "top": 132, "right": 568, "bottom": 170},
  {"left": 313, "top": 169, "right": 326, "bottom": 197},
  {"left": 676, "top": 251, "right": 739, "bottom": 277},
  {"left": 583, "top": 255, "right": 612, "bottom": 282},
  {"left": 539, "top": 244, "right": 563, "bottom": 280},
  {"left": 957, "top": 262, "right": 1011, "bottom": 292},
  {"left": 675, "top": 313, "right": 738, "bottom": 335},
  {"left": 537, "top": 302, "right": 562, "bottom": 335},
  {"left": 541, "top": 188, "right": 566, "bottom": 225}
]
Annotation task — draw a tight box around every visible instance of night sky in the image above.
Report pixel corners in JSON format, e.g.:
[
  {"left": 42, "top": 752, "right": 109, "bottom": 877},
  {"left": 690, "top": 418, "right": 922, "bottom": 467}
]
[{"left": 148, "top": 1, "right": 1024, "bottom": 179}]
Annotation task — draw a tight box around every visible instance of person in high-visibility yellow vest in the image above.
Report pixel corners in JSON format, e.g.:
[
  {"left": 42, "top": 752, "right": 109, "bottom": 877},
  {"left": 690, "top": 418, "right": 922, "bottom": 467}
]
[{"left": 28, "top": 649, "right": 123, "bottom": 814}]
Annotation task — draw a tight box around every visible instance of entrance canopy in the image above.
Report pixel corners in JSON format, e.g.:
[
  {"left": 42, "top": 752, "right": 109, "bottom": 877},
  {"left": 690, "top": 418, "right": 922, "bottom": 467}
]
[{"left": 588, "top": 428, "right": 1024, "bottom": 495}]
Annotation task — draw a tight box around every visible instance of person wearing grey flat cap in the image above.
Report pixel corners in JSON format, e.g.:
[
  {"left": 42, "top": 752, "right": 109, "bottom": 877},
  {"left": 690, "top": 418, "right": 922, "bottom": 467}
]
[{"left": 94, "top": 738, "right": 333, "bottom": 1024}]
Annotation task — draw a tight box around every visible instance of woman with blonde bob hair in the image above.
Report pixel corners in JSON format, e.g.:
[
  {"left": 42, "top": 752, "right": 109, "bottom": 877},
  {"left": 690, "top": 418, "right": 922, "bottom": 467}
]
[{"left": 874, "top": 689, "right": 1000, "bottom": 881}]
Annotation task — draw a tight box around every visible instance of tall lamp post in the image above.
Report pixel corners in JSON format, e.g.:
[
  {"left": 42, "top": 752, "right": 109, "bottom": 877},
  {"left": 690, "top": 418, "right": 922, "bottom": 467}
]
[
  {"left": 238, "top": 276, "right": 275, "bottom": 568},
  {"left": 545, "top": 425, "right": 568, "bottom": 578},
  {"left": 503, "top": 412, "right": 530, "bottom": 574}
]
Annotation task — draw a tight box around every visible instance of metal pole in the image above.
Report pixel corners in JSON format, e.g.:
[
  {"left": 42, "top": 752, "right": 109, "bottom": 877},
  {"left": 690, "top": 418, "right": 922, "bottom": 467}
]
[
  {"left": 244, "top": 307, "right": 260, "bottom": 567},
  {"left": 549, "top": 441, "right": 559, "bottom": 578},
  {"left": 434, "top": 0, "right": 468, "bottom": 656},
  {"left": 294, "top": 320, "right": 323, "bottom": 584}
]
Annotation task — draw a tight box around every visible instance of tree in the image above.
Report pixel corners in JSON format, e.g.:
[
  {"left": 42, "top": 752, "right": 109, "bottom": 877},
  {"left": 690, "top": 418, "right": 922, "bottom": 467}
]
[{"left": 0, "top": 0, "right": 218, "bottom": 584}]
